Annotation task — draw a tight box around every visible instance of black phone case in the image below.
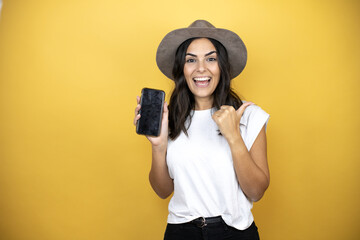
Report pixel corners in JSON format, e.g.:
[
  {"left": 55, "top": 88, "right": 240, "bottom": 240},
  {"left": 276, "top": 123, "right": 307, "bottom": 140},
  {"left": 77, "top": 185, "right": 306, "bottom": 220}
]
[{"left": 136, "top": 88, "right": 165, "bottom": 137}]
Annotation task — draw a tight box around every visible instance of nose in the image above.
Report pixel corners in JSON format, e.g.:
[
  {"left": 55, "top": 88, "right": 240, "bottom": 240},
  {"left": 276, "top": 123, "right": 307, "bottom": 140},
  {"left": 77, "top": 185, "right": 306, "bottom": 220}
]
[{"left": 196, "top": 60, "right": 206, "bottom": 72}]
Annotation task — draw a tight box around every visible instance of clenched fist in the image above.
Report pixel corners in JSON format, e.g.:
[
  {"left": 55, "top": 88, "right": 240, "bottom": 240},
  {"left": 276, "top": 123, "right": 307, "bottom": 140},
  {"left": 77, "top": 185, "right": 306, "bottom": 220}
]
[{"left": 212, "top": 102, "right": 253, "bottom": 142}]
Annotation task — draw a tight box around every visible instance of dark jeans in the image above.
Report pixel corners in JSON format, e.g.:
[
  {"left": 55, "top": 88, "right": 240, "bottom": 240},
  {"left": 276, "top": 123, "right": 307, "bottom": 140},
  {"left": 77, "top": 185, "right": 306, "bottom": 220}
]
[{"left": 164, "top": 218, "right": 260, "bottom": 240}]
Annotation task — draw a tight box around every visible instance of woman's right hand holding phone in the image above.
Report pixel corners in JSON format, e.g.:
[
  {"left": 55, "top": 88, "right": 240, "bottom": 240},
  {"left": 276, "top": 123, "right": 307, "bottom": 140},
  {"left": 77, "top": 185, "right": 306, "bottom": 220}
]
[
  {"left": 134, "top": 96, "right": 169, "bottom": 152},
  {"left": 134, "top": 96, "right": 173, "bottom": 199}
]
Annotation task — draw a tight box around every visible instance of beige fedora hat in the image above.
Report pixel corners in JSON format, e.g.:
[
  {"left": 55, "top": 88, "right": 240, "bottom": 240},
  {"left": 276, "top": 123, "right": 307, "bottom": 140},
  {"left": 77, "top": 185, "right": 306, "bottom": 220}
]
[{"left": 156, "top": 20, "right": 247, "bottom": 80}]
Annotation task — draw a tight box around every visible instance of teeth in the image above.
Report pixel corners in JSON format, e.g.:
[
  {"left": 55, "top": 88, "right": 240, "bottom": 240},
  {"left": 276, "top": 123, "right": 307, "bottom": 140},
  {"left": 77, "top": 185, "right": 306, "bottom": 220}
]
[{"left": 193, "top": 77, "right": 211, "bottom": 81}]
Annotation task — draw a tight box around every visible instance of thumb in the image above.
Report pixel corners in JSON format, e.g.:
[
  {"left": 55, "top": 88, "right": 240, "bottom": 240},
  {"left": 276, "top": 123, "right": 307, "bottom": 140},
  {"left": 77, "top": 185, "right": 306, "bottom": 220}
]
[{"left": 236, "top": 102, "right": 254, "bottom": 118}]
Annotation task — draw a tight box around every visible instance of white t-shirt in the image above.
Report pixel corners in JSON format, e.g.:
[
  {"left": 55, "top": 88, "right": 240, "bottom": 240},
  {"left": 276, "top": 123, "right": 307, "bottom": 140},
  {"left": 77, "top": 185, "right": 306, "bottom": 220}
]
[{"left": 166, "top": 103, "right": 270, "bottom": 230}]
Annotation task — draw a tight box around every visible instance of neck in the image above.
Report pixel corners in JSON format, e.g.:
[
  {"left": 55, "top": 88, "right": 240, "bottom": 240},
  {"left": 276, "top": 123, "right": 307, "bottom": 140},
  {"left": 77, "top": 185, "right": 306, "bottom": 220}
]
[{"left": 194, "top": 97, "right": 213, "bottom": 110}]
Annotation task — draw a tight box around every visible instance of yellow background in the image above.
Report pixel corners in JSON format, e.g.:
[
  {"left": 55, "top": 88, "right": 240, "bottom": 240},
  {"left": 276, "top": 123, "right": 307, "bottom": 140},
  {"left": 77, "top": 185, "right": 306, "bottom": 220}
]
[{"left": 0, "top": 0, "right": 359, "bottom": 239}]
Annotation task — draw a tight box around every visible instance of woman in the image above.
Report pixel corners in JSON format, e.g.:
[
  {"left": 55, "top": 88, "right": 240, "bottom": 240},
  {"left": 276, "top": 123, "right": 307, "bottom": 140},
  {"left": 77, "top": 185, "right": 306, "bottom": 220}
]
[{"left": 134, "top": 20, "right": 270, "bottom": 240}]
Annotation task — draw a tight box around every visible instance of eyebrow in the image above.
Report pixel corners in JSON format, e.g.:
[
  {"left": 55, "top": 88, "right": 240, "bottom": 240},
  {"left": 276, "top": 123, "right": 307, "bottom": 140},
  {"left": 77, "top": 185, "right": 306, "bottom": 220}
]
[{"left": 186, "top": 51, "right": 217, "bottom": 57}]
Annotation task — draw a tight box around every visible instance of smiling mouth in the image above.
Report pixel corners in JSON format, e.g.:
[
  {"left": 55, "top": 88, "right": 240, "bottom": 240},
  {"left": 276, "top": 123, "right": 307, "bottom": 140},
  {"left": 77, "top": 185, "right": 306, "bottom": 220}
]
[{"left": 193, "top": 77, "right": 211, "bottom": 87}]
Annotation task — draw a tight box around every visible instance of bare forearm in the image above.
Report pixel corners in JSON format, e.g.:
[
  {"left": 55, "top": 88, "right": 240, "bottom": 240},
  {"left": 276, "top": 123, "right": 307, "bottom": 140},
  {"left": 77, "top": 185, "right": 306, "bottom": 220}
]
[
  {"left": 228, "top": 137, "right": 269, "bottom": 202},
  {"left": 212, "top": 105, "right": 269, "bottom": 202},
  {"left": 149, "top": 146, "right": 174, "bottom": 199}
]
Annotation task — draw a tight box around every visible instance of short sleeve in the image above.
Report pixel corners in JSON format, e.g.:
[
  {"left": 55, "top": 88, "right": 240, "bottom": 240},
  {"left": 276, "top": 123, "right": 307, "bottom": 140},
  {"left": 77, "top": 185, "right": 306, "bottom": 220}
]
[{"left": 240, "top": 104, "right": 270, "bottom": 150}]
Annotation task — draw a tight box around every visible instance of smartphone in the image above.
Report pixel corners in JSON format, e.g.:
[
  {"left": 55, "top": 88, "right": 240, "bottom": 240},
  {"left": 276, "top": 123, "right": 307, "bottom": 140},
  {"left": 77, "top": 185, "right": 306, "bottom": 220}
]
[{"left": 136, "top": 88, "right": 165, "bottom": 137}]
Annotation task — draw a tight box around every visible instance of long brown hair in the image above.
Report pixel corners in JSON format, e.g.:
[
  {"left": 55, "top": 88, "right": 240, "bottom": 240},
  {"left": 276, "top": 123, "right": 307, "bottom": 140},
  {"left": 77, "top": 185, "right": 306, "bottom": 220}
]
[{"left": 168, "top": 38, "right": 243, "bottom": 140}]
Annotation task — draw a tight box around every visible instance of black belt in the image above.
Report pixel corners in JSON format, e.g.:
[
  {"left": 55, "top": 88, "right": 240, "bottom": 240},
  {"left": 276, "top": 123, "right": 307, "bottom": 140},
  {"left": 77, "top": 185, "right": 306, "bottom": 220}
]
[{"left": 190, "top": 216, "right": 223, "bottom": 228}]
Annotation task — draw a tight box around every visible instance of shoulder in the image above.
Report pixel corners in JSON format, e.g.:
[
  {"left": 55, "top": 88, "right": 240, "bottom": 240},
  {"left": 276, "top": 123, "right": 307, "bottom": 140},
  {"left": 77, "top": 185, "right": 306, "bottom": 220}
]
[
  {"left": 240, "top": 101, "right": 270, "bottom": 129},
  {"left": 240, "top": 101, "right": 270, "bottom": 150}
]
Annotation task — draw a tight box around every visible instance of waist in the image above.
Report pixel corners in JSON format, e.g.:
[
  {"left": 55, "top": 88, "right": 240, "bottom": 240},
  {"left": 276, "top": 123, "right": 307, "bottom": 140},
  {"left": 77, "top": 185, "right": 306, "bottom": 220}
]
[{"left": 190, "top": 216, "right": 223, "bottom": 228}]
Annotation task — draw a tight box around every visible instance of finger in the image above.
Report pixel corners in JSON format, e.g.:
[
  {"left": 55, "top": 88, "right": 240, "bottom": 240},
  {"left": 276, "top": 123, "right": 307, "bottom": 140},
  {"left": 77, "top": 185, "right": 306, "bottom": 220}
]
[
  {"left": 162, "top": 102, "right": 169, "bottom": 121},
  {"left": 237, "top": 102, "right": 253, "bottom": 114},
  {"left": 220, "top": 105, "right": 236, "bottom": 113},
  {"left": 136, "top": 96, "right": 140, "bottom": 104},
  {"left": 133, "top": 114, "right": 141, "bottom": 126},
  {"left": 216, "top": 110, "right": 224, "bottom": 116},
  {"left": 135, "top": 104, "right": 141, "bottom": 115},
  {"left": 241, "top": 102, "right": 254, "bottom": 108},
  {"left": 163, "top": 101, "right": 169, "bottom": 114},
  {"left": 212, "top": 110, "right": 223, "bottom": 120},
  {"left": 212, "top": 109, "right": 221, "bottom": 116},
  {"left": 236, "top": 102, "right": 254, "bottom": 116},
  {"left": 161, "top": 102, "right": 169, "bottom": 131}
]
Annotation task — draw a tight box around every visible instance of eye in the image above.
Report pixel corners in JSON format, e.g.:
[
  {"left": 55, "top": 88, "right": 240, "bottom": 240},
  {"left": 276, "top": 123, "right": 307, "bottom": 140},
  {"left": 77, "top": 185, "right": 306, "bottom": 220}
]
[
  {"left": 207, "top": 57, "right": 217, "bottom": 62},
  {"left": 186, "top": 58, "right": 196, "bottom": 63}
]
